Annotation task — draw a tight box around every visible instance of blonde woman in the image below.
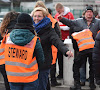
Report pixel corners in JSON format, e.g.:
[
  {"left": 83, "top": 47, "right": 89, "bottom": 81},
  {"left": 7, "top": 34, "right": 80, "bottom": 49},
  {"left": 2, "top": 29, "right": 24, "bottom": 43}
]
[
  {"left": 31, "top": 7, "right": 73, "bottom": 90},
  {"left": 31, "top": 1, "right": 62, "bottom": 88},
  {"left": 31, "top": 0, "right": 61, "bottom": 37}
]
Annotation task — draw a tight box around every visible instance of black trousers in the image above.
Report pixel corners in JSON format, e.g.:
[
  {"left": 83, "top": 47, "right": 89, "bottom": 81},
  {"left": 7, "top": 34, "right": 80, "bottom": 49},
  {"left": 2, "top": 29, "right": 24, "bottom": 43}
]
[
  {"left": 46, "top": 78, "right": 51, "bottom": 90},
  {"left": 0, "top": 64, "right": 10, "bottom": 90},
  {"left": 46, "top": 64, "right": 56, "bottom": 90},
  {"left": 73, "top": 52, "right": 94, "bottom": 83},
  {"left": 50, "top": 64, "right": 57, "bottom": 83},
  {"left": 57, "top": 50, "right": 63, "bottom": 77}
]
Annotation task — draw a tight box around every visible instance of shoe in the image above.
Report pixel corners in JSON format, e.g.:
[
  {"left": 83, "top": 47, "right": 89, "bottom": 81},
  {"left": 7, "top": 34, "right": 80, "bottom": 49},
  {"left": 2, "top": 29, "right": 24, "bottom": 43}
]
[
  {"left": 70, "top": 81, "right": 81, "bottom": 90},
  {"left": 86, "top": 78, "right": 89, "bottom": 82},
  {"left": 70, "top": 85, "right": 81, "bottom": 90},
  {"left": 89, "top": 83, "right": 96, "bottom": 90},
  {"left": 51, "top": 81, "right": 61, "bottom": 87},
  {"left": 56, "top": 75, "right": 63, "bottom": 79},
  {"left": 80, "top": 82, "right": 85, "bottom": 86},
  {"left": 70, "top": 86, "right": 81, "bottom": 90}
]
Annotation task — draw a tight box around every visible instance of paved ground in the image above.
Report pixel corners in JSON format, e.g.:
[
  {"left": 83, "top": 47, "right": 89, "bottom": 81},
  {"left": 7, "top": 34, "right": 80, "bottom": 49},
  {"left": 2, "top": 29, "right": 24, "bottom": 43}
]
[
  {"left": 0, "top": 83, "right": 6, "bottom": 90},
  {"left": 0, "top": 83, "right": 70, "bottom": 90},
  {"left": 51, "top": 80, "right": 100, "bottom": 90},
  {"left": 0, "top": 71, "right": 100, "bottom": 90},
  {"left": 0, "top": 81, "right": 100, "bottom": 90}
]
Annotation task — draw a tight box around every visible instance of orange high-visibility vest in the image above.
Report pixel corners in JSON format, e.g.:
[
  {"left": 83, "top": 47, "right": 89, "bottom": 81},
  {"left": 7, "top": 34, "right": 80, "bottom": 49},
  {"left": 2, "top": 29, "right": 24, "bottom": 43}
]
[
  {"left": 5, "top": 34, "right": 39, "bottom": 83},
  {"left": 97, "top": 30, "right": 100, "bottom": 34},
  {"left": 48, "top": 14, "right": 58, "bottom": 65},
  {"left": 48, "top": 14, "right": 57, "bottom": 28},
  {"left": 0, "top": 30, "right": 8, "bottom": 65},
  {"left": 0, "top": 34, "right": 7, "bottom": 65},
  {"left": 72, "top": 29, "right": 95, "bottom": 51},
  {"left": 51, "top": 45, "right": 57, "bottom": 64}
]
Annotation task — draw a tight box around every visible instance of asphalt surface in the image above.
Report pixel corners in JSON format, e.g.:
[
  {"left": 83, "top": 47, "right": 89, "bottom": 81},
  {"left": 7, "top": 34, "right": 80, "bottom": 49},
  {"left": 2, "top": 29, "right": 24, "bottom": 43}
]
[
  {"left": 0, "top": 73, "right": 100, "bottom": 90},
  {"left": 0, "top": 82, "right": 70, "bottom": 90},
  {"left": 0, "top": 83, "right": 5, "bottom": 90},
  {"left": 0, "top": 81, "right": 100, "bottom": 90}
]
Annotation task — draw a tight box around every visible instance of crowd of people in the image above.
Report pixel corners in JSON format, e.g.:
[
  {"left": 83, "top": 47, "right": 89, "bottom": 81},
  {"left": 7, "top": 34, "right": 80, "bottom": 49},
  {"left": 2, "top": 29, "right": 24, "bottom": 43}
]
[{"left": 0, "top": 0, "right": 100, "bottom": 90}]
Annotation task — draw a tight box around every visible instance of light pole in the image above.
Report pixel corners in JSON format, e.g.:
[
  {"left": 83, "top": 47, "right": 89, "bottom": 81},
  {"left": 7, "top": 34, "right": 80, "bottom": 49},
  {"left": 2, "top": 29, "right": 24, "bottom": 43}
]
[{"left": 11, "top": 0, "right": 13, "bottom": 11}]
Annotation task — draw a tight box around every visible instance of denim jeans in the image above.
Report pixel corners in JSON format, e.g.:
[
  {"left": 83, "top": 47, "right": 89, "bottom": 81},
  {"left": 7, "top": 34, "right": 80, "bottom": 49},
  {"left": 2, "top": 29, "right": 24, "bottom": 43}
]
[
  {"left": 80, "top": 62, "right": 86, "bottom": 82},
  {"left": 38, "top": 69, "right": 50, "bottom": 90},
  {"left": 9, "top": 79, "right": 39, "bottom": 90}
]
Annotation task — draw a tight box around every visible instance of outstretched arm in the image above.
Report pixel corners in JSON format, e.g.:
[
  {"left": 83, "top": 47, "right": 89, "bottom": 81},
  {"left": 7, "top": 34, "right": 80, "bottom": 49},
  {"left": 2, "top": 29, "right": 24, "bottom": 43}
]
[
  {"left": 49, "top": 29, "right": 73, "bottom": 57},
  {"left": 58, "top": 15, "right": 74, "bottom": 27}
]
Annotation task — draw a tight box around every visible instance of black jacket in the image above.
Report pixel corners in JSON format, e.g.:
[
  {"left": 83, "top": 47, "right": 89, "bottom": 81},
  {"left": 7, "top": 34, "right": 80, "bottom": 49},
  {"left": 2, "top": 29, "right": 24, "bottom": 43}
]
[
  {"left": 93, "top": 32, "right": 100, "bottom": 85},
  {"left": 60, "top": 17, "right": 100, "bottom": 39},
  {"left": 60, "top": 17, "right": 100, "bottom": 51},
  {"left": 54, "top": 22, "right": 61, "bottom": 38},
  {"left": 37, "top": 22, "right": 69, "bottom": 70}
]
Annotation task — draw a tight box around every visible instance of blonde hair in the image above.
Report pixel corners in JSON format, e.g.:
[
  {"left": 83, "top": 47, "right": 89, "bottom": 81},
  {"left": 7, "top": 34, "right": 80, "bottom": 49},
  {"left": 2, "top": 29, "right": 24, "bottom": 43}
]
[
  {"left": 55, "top": 3, "right": 63, "bottom": 10},
  {"left": 34, "top": 0, "right": 49, "bottom": 15},
  {"left": 31, "top": 7, "right": 48, "bottom": 17}
]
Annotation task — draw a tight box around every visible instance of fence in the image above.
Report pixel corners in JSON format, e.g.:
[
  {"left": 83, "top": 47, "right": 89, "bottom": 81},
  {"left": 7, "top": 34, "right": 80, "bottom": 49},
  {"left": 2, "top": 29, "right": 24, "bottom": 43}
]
[{"left": 0, "top": 6, "right": 84, "bottom": 19}]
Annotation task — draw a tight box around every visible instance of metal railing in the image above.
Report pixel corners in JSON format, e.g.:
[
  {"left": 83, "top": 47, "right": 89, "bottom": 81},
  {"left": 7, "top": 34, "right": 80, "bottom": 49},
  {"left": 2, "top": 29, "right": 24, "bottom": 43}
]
[{"left": 0, "top": 6, "right": 84, "bottom": 19}]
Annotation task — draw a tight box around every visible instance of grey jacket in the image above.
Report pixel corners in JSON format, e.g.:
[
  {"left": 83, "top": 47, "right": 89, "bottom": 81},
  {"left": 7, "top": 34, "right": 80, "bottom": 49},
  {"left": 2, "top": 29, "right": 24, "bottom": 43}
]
[{"left": 60, "top": 17, "right": 100, "bottom": 39}]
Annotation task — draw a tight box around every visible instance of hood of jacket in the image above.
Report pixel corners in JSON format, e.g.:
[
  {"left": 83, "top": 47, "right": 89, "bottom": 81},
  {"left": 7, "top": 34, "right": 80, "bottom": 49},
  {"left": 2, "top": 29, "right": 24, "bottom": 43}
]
[
  {"left": 63, "top": 7, "right": 70, "bottom": 16},
  {"left": 10, "top": 29, "right": 35, "bottom": 46}
]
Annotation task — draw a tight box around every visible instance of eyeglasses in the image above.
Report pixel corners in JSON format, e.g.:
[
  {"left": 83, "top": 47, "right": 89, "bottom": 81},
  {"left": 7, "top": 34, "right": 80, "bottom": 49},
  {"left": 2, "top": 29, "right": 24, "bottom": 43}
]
[{"left": 33, "top": 15, "right": 43, "bottom": 18}]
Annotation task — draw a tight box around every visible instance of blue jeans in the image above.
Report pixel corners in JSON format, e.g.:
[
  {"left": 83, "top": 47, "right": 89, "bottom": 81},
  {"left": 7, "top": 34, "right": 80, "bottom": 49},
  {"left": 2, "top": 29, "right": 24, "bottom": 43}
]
[
  {"left": 38, "top": 69, "right": 50, "bottom": 90},
  {"left": 9, "top": 79, "right": 39, "bottom": 90},
  {"left": 80, "top": 62, "right": 86, "bottom": 82}
]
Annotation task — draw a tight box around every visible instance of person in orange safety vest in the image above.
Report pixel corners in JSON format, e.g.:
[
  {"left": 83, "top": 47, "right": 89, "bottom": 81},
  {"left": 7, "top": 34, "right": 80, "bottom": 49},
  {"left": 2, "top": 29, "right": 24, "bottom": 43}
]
[
  {"left": 0, "top": 11, "right": 20, "bottom": 90},
  {"left": 3, "top": 13, "right": 45, "bottom": 90},
  {"left": 70, "top": 29, "right": 96, "bottom": 90},
  {"left": 72, "top": 29, "right": 95, "bottom": 51},
  {"left": 31, "top": 1, "right": 62, "bottom": 88}
]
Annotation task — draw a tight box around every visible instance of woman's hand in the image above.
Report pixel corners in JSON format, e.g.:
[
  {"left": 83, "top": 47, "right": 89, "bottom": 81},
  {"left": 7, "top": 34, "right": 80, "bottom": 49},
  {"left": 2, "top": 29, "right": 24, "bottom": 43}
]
[{"left": 66, "top": 51, "right": 73, "bottom": 59}]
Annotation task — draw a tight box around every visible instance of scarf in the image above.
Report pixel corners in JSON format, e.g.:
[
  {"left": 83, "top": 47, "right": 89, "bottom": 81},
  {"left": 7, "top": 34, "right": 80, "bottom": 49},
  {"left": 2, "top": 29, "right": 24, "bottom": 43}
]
[{"left": 33, "top": 17, "right": 50, "bottom": 33}]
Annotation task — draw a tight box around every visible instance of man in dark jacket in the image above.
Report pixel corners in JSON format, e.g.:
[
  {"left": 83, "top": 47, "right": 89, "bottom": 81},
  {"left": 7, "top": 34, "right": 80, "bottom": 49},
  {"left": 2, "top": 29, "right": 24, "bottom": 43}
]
[{"left": 58, "top": 5, "right": 100, "bottom": 90}]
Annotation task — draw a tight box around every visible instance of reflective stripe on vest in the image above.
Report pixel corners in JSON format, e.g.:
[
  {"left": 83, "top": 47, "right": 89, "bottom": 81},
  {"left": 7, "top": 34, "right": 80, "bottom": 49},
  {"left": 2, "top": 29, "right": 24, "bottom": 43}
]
[
  {"left": 0, "top": 55, "right": 5, "bottom": 59},
  {"left": 72, "top": 29, "right": 95, "bottom": 51},
  {"left": 5, "top": 34, "right": 39, "bottom": 82},
  {"left": 79, "top": 42, "right": 95, "bottom": 48},
  {"left": 77, "top": 37, "right": 93, "bottom": 44},
  {"left": 5, "top": 60, "right": 37, "bottom": 68},
  {"left": 0, "top": 48, "right": 4, "bottom": 53},
  {"left": 0, "top": 35, "right": 6, "bottom": 65},
  {"left": 6, "top": 69, "right": 38, "bottom": 76}
]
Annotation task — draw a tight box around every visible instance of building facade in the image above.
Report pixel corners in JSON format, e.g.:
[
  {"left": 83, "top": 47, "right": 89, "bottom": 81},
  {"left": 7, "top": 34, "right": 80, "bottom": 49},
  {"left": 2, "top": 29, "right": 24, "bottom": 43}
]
[{"left": 0, "top": 0, "right": 100, "bottom": 18}]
